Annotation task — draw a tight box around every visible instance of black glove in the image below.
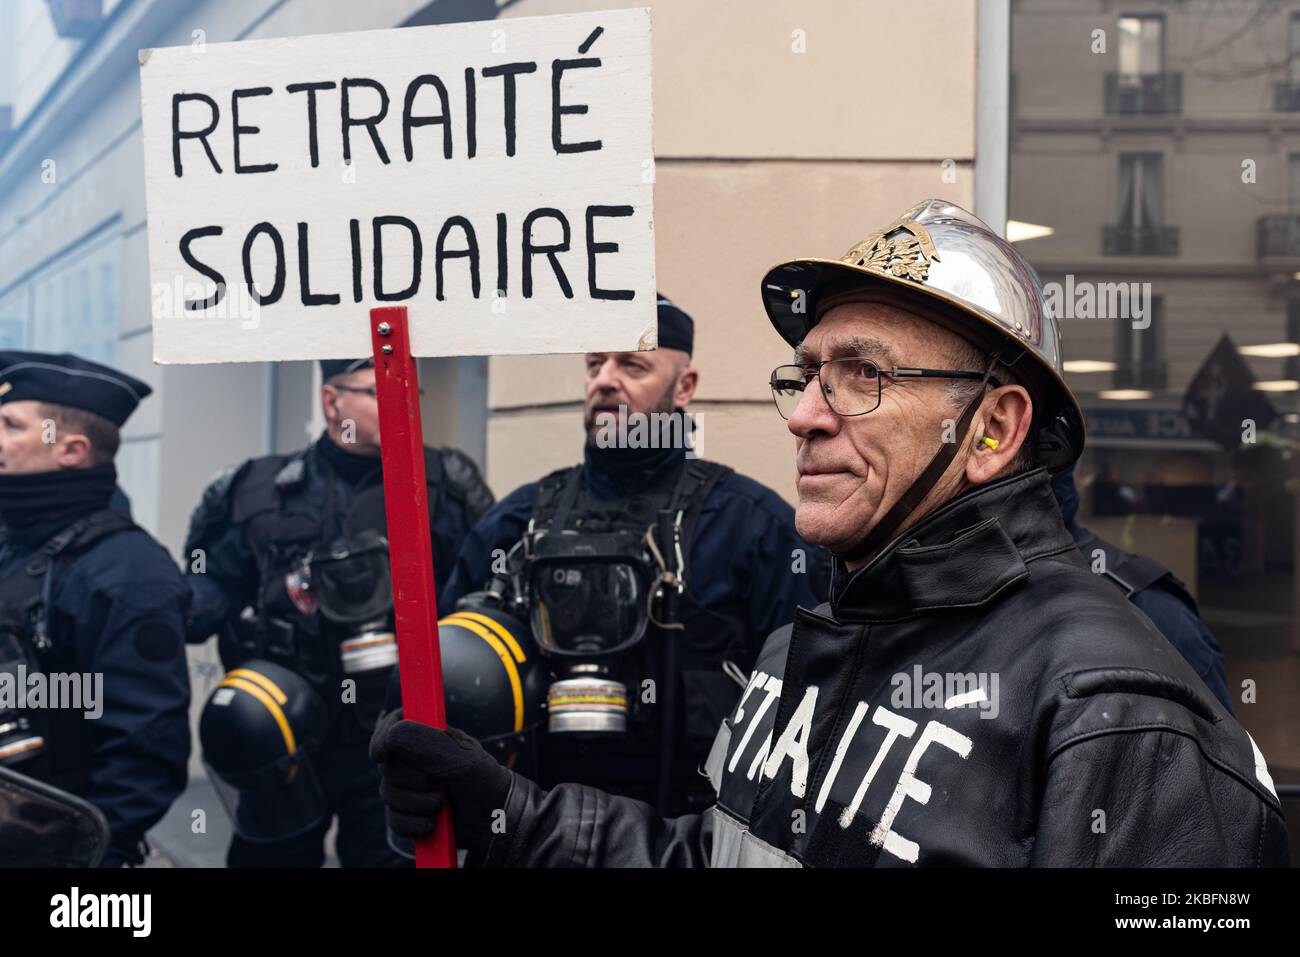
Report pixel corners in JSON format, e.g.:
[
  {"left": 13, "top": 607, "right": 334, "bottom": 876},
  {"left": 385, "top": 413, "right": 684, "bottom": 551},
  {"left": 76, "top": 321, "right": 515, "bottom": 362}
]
[{"left": 369, "top": 708, "right": 513, "bottom": 855}]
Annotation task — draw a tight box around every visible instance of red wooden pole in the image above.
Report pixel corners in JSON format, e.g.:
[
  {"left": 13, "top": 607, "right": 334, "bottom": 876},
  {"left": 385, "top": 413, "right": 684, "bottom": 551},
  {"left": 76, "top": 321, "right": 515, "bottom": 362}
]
[{"left": 368, "top": 305, "right": 457, "bottom": 869}]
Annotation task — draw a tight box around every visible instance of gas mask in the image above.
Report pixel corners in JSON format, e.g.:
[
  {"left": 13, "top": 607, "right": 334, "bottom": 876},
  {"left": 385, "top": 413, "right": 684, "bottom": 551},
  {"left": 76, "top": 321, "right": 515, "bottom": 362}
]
[
  {"left": 287, "top": 529, "right": 398, "bottom": 724},
  {"left": 507, "top": 513, "right": 684, "bottom": 736}
]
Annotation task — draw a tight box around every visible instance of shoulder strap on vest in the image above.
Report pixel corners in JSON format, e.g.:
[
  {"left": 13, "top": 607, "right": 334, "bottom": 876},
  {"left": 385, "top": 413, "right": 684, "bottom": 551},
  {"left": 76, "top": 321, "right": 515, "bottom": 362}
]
[
  {"left": 0, "top": 508, "right": 138, "bottom": 650},
  {"left": 526, "top": 459, "right": 731, "bottom": 584},
  {"left": 1114, "top": 551, "right": 1198, "bottom": 612},
  {"left": 529, "top": 466, "right": 582, "bottom": 532},
  {"left": 667, "top": 460, "right": 732, "bottom": 580},
  {"left": 530, "top": 460, "right": 730, "bottom": 536},
  {"left": 667, "top": 459, "right": 732, "bottom": 517},
  {"left": 23, "top": 508, "right": 138, "bottom": 575},
  {"left": 230, "top": 453, "right": 299, "bottom": 524},
  {"left": 1078, "top": 530, "right": 1197, "bottom": 611}
]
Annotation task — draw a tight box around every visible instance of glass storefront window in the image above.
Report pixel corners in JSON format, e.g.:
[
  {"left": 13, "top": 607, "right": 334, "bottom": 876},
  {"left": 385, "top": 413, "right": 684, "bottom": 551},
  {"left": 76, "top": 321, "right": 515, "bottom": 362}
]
[{"left": 1012, "top": 0, "right": 1300, "bottom": 862}]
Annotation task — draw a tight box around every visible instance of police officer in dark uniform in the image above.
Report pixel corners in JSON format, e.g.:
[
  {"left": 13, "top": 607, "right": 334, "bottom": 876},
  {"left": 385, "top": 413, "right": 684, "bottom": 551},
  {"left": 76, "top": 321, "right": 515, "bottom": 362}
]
[
  {"left": 411, "top": 295, "right": 828, "bottom": 817},
  {"left": 185, "top": 357, "right": 493, "bottom": 867},
  {"left": 0, "top": 351, "right": 190, "bottom": 867},
  {"left": 1051, "top": 467, "right": 1232, "bottom": 710}
]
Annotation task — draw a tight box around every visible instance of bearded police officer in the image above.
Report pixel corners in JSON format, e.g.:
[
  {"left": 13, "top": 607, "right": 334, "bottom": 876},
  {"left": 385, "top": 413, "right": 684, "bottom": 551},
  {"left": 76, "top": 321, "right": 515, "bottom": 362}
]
[
  {"left": 385, "top": 294, "right": 827, "bottom": 819},
  {"left": 0, "top": 351, "right": 190, "bottom": 868},
  {"left": 372, "top": 201, "right": 1289, "bottom": 867},
  {"left": 185, "top": 357, "right": 492, "bottom": 867}
]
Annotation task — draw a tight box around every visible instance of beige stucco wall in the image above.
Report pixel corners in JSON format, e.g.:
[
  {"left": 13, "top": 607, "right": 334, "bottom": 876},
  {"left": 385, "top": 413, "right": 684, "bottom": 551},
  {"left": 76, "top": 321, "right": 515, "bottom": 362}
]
[{"left": 486, "top": 0, "right": 980, "bottom": 501}]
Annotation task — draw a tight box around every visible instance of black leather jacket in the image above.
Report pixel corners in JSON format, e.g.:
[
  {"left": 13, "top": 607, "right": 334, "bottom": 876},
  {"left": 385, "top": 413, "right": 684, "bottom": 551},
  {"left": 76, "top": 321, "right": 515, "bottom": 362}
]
[{"left": 473, "top": 469, "right": 1290, "bottom": 867}]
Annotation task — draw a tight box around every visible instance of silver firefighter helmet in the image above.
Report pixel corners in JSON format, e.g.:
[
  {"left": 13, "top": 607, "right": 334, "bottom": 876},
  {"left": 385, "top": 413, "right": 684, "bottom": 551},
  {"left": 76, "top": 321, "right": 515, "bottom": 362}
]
[{"left": 760, "top": 198, "right": 1084, "bottom": 471}]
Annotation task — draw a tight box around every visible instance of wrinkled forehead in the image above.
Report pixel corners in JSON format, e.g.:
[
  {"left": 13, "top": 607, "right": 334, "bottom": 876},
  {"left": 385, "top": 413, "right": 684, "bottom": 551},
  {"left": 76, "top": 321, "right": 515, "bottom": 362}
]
[
  {"left": 585, "top": 347, "right": 688, "bottom": 368},
  {"left": 794, "top": 302, "right": 958, "bottom": 366}
]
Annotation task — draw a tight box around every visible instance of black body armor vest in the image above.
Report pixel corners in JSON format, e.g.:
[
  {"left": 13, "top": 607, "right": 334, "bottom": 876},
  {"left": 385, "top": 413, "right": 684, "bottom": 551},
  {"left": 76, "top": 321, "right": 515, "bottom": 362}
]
[
  {"left": 220, "top": 447, "right": 449, "bottom": 690},
  {"left": 526, "top": 458, "right": 737, "bottom": 815},
  {"left": 0, "top": 509, "right": 136, "bottom": 794}
]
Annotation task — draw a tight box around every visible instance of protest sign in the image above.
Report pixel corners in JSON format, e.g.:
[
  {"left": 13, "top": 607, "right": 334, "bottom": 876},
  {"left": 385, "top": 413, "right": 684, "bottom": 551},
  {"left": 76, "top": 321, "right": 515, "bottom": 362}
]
[{"left": 139, "top": 8, "right": 655, "bottom": 363}]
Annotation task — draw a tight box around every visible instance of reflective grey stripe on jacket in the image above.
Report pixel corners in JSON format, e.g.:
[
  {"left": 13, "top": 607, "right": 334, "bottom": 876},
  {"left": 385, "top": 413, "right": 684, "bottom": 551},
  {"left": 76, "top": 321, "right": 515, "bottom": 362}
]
[{"left": 702, "top": 719, "right": 803, "bottom": 868}]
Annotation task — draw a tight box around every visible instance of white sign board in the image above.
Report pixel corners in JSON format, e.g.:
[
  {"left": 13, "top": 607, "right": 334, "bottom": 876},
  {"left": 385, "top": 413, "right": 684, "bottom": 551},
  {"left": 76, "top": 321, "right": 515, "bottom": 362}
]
[{"left": 139, "top": 9, "right": 655, "bottom": 364}]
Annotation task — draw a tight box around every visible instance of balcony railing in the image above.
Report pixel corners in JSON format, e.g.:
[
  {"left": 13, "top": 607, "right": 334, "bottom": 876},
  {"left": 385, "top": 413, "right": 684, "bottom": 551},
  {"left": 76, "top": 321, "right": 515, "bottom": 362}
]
[
  {"left": 1103, "top": 225, "right": 1180, "bottom": 256},
  {"left": 1105, "top": 72, "right": 1182, "bottom": 115},
  {"left": 1257, "top": 215, "right": 1300, "bottom": 258}
]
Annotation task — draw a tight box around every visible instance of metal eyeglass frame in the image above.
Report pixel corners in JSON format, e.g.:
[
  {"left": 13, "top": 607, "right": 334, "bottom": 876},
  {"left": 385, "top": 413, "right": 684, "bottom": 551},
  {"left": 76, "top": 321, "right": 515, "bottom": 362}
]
[
  {"left": 769, "top": 357, "right": 1000, "bottom": 420},
  {"left": 331, "top": 384, "right": 424, "bottom": 398}
]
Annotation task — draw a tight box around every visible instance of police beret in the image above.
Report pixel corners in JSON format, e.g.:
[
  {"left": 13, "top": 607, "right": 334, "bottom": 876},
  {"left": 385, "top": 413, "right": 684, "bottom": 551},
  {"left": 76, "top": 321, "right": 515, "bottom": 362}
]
[
  {"left": 319, "top": 358, "right": 373, "bottom": 381},
  {"left": 0, "top": 351, "right": 150, "bottom": 427},
  {"left": 657, "top": 293, "right": 694, "bottom": 355}
]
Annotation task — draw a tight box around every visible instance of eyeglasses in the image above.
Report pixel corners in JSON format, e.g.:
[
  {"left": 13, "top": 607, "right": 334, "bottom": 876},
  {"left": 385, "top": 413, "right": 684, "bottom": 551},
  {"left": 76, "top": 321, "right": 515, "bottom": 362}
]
[
  {"left": 769, "top": 358, "right": 997, "bottom": 420},
  {"left": 332, "top": 384, "right": 424, "bottom": 399}
]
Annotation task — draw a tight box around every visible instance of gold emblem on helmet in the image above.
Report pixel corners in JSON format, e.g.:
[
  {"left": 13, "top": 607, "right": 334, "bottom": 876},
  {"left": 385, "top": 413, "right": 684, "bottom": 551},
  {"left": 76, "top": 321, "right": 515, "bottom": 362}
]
[{"left": 841, "top": 219, "right": 940, "bottom": 284}]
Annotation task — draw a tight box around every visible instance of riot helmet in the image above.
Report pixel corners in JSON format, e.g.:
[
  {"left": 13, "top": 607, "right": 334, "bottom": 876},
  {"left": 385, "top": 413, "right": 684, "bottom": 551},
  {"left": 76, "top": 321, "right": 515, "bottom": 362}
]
[
  {"left": 199, "top": 660, "right": 328, "bottom": 842},
  {"left": 437, "top": 597, "right": 549, "bottom": 763}
]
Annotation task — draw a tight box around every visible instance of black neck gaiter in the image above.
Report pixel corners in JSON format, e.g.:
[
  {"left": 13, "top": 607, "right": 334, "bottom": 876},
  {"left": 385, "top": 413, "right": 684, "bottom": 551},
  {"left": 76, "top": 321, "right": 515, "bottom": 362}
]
[
  {"left": 0, "top": 463, "right": 117, "bottom": 532},
  {"left": 316, "top": 432, "right": 383, "bottom": 485},
  {"left": 583, "top": 412, "right": 693, "bottom": 497}
]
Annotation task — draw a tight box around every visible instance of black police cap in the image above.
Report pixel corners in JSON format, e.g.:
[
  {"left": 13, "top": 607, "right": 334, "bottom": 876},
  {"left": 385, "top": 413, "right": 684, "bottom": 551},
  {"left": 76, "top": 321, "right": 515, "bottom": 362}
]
[
  {"left": 0, "top": 351, "right": 150, "bottom": 427},
  {"left": 657, "top": 293, "right": 694, "bottom": 355},
  {"left": 319, "top": 358, "right": 373, "bottom": 382}
]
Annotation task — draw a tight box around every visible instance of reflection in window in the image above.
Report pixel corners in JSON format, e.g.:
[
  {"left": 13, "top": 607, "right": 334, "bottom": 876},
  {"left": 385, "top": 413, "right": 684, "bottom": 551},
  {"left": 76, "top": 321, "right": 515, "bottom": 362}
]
[
  {"left": 1115, "top": 295, "right": 1166, "bottom": 390},
  {"left": 1290, "top": 12, "right": 1300, "bottom": 85},
  {"left": 1012, "top": 0, "right": 1300, "bottom": 824},
  {"left": 1117, "top": 14, "right": 1165, "bottom": 77},
  {"left": 1119, "top": 153, "right": 1163, "bottom": 231},
  {"left": 1106, "top": 153, "right": 1177, "bottom": 255}
]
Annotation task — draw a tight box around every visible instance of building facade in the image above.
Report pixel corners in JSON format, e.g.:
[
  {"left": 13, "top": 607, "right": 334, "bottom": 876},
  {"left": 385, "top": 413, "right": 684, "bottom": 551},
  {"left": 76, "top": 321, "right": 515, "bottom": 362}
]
[
  {"left": 0, "top": 0, "right": 994, "bottom": 846},
  {"left": 0, "top": 0, "right": 993, "bottom": 542}
]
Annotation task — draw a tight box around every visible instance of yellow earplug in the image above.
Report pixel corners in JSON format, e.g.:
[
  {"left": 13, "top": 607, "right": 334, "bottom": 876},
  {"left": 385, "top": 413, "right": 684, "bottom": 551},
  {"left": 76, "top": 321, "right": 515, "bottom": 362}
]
[{"left": 981, "top": 436, "right": 999, "bottom": 450}]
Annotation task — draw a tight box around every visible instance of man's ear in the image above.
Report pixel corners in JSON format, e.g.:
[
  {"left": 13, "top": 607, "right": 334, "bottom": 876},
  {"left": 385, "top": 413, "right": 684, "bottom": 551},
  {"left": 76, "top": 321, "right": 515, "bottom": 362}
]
[
  {"left": 321, "top": 385, "right": 341, "bottom": 425},
  {"left": 966, "top": 385, "right": 1033, "bottom": 484},
  {"left": 54, "top": 433, "right": 93, "bottom": 469},
  {"left": 674, "top": 364, "right": 699, "bottom": 408}
]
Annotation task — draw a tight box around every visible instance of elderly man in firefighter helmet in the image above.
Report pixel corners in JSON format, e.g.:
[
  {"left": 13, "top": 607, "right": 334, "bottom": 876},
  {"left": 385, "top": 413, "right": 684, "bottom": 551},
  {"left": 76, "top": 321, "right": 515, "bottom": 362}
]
[{"left": 372, "top": 199, "right": 1288, "bottom": 868}]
